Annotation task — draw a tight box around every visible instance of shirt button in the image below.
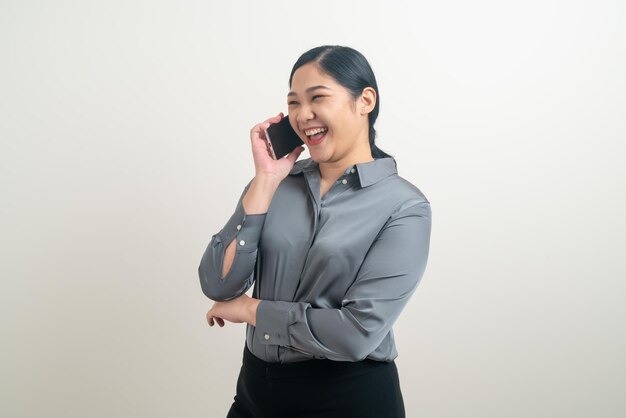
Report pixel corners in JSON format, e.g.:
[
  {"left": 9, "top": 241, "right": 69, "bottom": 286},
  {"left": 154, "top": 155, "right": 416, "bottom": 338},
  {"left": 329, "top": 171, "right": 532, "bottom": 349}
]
[
  {"left": 351, "top": 168, "right": 356, "bottom": 174},
  {"left": 341, "top": 179, "right": 347, "bottom": 184},
  {"left": 239, "top": 240, "right": 246, "bottom": 246},
  {"left": 236, "top": 224, "right": 242, "bottom": 230},
  {"left": 264, "top": 333, "right": 270, "bottom": 340}
]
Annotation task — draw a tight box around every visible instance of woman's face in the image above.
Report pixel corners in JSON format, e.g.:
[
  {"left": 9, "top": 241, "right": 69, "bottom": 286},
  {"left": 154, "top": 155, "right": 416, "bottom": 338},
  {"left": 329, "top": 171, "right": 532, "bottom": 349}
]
[{"left": 287, "top": 63, "right": 370, "bottom": 162}]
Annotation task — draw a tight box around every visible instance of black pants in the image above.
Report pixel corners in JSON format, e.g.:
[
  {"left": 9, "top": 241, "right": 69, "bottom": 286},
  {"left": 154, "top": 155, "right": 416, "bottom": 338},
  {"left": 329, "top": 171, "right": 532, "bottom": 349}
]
[{"left": 226, "top": 344, "right": 406, "bottom": 418}]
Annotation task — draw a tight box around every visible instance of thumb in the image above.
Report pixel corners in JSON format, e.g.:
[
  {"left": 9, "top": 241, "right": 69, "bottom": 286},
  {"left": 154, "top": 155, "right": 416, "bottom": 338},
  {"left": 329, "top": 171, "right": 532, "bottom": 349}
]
[{"left": 287, "top": 145, "right": 305, "bottom": 164}]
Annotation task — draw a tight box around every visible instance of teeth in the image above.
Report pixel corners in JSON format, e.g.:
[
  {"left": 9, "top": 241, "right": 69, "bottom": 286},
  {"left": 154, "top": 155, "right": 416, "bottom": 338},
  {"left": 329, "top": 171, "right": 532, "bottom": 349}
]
[{"left": 304, "top": 127, "right": 328, "bottom": 136}]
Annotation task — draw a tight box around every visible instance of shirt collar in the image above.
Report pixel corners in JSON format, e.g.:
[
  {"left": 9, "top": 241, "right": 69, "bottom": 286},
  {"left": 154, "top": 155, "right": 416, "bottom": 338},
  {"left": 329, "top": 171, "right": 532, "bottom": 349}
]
[{"left": 288, "top": 156, "right": 398, "bottom": 188}]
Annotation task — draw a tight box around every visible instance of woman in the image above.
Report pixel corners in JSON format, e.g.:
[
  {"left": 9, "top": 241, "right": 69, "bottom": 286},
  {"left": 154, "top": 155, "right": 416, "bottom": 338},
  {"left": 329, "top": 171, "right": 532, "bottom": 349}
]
[{"left": 198, "top": 45, "right": 432, "bottom": 418}]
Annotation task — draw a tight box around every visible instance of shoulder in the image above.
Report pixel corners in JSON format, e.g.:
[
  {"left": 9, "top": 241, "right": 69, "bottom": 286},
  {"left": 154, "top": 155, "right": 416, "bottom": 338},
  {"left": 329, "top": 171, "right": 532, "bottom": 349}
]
[
  {"left": 376, "top": 173, "right": 431, "bottom": 221},
  {"left": 383, "top": 173, "right": 430, "bottom": 204},
  {"left": 390, "top": 175, "right": 432, "bottom": 219},
  {"left": 366, "top": 156, "right": 430, "bottom": 205}
]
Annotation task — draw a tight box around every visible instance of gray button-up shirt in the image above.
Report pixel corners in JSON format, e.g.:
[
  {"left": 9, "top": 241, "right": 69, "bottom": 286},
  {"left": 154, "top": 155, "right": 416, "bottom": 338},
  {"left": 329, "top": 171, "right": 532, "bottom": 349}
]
[{"left": 198, "top": 156, "right": 432, "bottom": 363}]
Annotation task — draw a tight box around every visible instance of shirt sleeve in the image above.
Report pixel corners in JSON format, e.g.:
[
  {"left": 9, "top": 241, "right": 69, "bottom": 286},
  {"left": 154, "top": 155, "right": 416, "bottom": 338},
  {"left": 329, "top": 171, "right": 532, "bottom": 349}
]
[
  {"left": 198, "top": 178, "right": 267, "bottom": 301},
  {"left": 254, "top": 199, "right": 432, "bottom": 361}
]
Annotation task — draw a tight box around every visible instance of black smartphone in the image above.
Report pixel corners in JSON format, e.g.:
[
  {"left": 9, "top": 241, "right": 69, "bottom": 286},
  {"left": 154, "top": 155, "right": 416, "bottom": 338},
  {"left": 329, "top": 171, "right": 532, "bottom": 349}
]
[{"left": 265, "top": 115, "right": 304, "bottom": 160}]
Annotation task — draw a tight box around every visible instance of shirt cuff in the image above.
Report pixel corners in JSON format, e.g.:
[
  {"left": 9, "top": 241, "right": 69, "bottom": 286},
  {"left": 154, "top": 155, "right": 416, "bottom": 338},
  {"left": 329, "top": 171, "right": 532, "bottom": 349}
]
[
  {"left": 218, "top": 195, "right": 267, "bottom": 255},
  {"left": 255, "top": 299, "right": 296, "bottom": 346},
  {"left": 235, "top": 212, "right": 266, "bottom": 254}
]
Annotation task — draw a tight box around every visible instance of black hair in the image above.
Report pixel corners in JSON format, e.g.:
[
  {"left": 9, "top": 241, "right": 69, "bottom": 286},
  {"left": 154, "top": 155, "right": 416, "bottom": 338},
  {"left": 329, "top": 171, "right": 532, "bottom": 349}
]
[{"left": 288, "top": 45, "right": 395, "bottom": 162}]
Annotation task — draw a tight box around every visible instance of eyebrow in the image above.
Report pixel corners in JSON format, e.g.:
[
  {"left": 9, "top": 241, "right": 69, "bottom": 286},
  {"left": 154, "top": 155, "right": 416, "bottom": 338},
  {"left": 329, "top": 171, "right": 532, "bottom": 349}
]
[{"left": 287, "top": 85, "right": 331, "bottom": 97}]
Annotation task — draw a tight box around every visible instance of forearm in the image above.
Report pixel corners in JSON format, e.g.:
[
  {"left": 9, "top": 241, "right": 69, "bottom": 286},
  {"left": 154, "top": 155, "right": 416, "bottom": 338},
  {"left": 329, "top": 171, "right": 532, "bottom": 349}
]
[
  {"left": 247, "top": 297, "right": 262, "bottom": 327},
  {"left": 217, "top": 175, "right": 281, "bottom": 280},
  {"left": 198, "top": 178, "right": 271, "bottom": 301},
  {"left": 242, "top": 175, "right": 282, "bottom": 215},
  {"left": 255, "top": 300, "right": 389, "bottom": 361}
]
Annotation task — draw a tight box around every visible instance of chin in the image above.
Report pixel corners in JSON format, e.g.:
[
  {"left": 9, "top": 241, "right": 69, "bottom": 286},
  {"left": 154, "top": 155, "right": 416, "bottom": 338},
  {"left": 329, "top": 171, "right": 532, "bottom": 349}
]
[
  {"left": 308, "top": 143, "right": 332, "bottom": 156},
  {"left": 309, "top": 150, "right": 331, "bottom": 163}
]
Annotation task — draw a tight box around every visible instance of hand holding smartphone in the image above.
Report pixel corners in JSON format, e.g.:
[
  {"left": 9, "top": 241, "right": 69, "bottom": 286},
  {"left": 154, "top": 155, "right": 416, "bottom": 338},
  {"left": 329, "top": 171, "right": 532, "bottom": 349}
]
[{"left": 264, "top": 115, "right": 305, "bottom": 160}]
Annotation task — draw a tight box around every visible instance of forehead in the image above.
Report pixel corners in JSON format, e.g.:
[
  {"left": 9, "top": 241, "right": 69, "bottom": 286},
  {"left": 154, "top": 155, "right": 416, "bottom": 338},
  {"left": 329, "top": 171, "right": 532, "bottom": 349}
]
[{"left": 289, "top": 63, "right": 339, "bottom": 94}]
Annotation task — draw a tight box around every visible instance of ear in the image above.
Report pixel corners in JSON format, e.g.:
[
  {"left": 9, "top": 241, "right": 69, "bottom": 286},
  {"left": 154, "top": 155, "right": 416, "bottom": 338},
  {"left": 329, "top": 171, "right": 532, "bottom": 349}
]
[{"left": 358, "top": 87, "right": 377, "bottom": 115}]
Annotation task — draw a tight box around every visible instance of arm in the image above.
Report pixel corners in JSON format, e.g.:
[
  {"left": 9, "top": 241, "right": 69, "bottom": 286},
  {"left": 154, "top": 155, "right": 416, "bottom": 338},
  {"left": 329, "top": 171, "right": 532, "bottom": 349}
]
[
  {"left": 198, "top": 175, "right": 281, "bottom": 301},
  {"left": 254, "top": 199, "right": 432, "bottom": 361}
]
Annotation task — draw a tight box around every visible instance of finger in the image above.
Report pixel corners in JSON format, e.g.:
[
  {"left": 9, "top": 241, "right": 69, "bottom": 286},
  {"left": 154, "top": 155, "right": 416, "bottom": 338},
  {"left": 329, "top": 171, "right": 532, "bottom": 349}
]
[
  {"left": 286, "top": 145, "right": 305, "bottom": 163},
  {"left": 255, "top": 112, "right": 283, "bottom": 133},
  {"left": 251, "top": 122, "right": 269, "bottom": 135},
  {"left": 260, "top": 126, "right": 269, "bottom": 141},
  {"left": 216, "top": 318, "right": 225, "bottom": 327},
  {"left": 263, "top": 112, "right": 284, "bottom": 125},
  {"left": 251, "top": 123, "right": 271, "bottom": 140}
]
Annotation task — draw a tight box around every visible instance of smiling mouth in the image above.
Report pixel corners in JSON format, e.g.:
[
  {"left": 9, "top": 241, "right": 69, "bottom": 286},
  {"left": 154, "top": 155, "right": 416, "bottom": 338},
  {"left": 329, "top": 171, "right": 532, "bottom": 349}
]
[
  {"left": 307, "top": 129, "right": 327, "bottom": 145},
  {"left": 304, "top": 127, "right": 328, "bottom": 145},
  {"left": 303, "top": 126, "right": 328, "bottom": 136}
]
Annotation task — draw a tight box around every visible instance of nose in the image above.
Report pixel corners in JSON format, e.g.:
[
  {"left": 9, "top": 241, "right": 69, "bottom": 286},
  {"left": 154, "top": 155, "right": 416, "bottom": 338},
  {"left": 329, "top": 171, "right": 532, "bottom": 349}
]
[{"left": 295, "top": 106, "right": 314, "bottom": 128}]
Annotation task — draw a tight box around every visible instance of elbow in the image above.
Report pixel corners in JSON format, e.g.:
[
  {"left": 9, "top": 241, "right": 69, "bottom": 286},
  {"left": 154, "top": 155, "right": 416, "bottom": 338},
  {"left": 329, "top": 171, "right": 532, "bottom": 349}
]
[
  {"left": 339, "top": 313, "right": 390, "bottom": 361},
  {"left": 340, "top": 345, "right": 374, "bottom": 362},
  {"left": 346, "top": 349, "right": 370, "bottom": 362},
  {"left": 198, "top": 237, "right": 234, "bottom": 301},
  {"left": 198, "top": 271, "right": 230, "bottom": 301},
  {"left": 198, "top": 262, "right": 222, "bottom": 300},
  {"left": 198, "top": 255, "right": 230, "bottom": 301},
  {"left": 197, "top": 237, "right": 257, "bottom": 301},
  {"left": 198, "top": 236, "right": 224, "bottom": 300},
  {"left": 198, "top": 262, "right": 249, "bottom": 302},
  {"left": 336, "top": 332, "right": 381, "bottom": 362},
  {"left": 348, "top": 341, "right": 377, "bottom": 362}
]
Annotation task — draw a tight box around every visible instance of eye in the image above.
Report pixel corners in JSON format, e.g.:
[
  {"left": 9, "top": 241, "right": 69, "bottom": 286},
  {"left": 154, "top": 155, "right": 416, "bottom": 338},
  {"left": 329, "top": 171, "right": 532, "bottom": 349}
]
[{"left": 288, "top": 96, "right": 323, "bottom": 106}]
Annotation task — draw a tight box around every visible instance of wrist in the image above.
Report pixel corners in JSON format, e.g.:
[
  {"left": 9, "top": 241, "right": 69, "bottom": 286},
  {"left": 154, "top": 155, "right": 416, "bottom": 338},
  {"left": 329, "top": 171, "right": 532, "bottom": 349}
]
[
  {"left": 253, "top": 174, "right": 283, "bottom": 189},
  {"left": 242, "top": 176, "right": 281, "bottom": 215}
]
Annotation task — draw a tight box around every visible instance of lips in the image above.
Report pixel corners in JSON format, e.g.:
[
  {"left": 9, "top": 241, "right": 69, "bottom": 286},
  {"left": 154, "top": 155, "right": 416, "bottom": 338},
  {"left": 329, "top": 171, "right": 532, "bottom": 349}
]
[{"left": 307, "top": 130, "right": 327, "bottom": 145}]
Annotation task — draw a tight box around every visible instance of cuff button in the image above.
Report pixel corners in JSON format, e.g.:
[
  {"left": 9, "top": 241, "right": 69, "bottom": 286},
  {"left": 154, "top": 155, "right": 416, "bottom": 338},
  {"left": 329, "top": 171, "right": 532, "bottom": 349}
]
[
  {"left": 239, "top": 240, "right": 246, "bottom": 246},
  {"left": 264, "top": 333, "right": 270, "bottom": 340}
]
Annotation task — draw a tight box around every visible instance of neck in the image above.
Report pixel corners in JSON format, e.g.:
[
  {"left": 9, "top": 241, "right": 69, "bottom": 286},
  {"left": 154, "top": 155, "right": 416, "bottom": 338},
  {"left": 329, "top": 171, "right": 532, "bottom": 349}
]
[{"left": 318, "top": 148, "right": 374, "bottom": 184}]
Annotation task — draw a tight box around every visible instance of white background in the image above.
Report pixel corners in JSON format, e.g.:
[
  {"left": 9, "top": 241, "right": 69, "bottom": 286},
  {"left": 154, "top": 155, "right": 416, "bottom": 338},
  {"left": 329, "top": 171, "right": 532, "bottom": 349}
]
[{"left": 1, "top": 1, "right": 624, "bottom": 417}]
